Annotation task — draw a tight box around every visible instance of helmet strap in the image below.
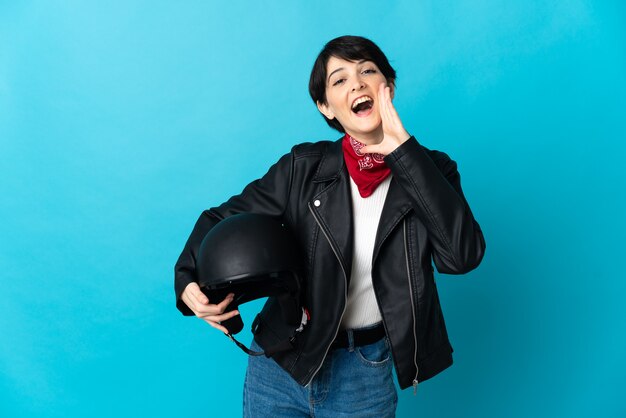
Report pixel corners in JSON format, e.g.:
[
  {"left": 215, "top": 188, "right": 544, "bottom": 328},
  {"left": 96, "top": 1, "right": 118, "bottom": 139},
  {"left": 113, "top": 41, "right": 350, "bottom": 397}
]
[
  {"left": 225, "top": 333, "right": 265, "bottom": 356},
  {"left": 226, "top": 307, "right": 310, "bottom": 357}
]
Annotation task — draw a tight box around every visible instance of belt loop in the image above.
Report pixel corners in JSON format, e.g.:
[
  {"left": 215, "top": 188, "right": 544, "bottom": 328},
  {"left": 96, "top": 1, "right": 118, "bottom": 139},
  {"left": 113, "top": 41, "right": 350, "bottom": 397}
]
[{"left": 347, "top": 328, "right": 355, "bottom": 352}]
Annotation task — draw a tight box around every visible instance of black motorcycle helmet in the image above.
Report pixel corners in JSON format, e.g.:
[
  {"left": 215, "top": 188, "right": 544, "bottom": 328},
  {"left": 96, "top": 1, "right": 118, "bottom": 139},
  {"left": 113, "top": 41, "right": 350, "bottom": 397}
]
[{"left": 196, "top": 213, "right": 308, "bottom": 356}]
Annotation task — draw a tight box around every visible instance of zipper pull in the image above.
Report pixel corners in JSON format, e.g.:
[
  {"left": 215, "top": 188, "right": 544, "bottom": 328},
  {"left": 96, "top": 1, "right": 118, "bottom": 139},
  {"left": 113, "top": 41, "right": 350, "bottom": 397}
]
[{"left": 412, "top": 379, "right": 419, "bottom": 395}]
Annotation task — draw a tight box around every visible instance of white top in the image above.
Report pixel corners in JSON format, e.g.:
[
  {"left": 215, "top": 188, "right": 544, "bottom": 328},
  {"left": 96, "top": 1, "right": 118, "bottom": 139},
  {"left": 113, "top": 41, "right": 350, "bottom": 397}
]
[{"left": 340, "top": 175, "right": 392, "bottom": 329}]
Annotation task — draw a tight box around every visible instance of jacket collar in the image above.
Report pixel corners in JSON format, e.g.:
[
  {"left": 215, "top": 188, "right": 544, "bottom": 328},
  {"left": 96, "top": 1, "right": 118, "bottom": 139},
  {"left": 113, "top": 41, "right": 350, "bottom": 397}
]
[{"left": 313, "top": 137, "right": 344, "bottom": 183}]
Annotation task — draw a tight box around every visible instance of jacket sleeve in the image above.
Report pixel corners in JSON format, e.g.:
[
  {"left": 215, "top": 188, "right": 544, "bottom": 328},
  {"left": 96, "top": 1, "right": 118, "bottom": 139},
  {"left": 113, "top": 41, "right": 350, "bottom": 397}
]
[
  {"left": 174, "top": 150, "right": 294, "bottom": 315},
  {"left": 385, "top": 136, "right": 486, "bottom": 274}
]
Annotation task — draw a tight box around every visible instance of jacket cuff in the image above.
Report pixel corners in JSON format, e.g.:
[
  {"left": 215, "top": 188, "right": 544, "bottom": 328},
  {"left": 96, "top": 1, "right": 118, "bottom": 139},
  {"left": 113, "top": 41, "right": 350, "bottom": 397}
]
[
  {"left": 175, "top": 275, "right": 195, "bottom": 316},
  {"left": 384, "top": 135, "right": 421, "bottom": 163}
]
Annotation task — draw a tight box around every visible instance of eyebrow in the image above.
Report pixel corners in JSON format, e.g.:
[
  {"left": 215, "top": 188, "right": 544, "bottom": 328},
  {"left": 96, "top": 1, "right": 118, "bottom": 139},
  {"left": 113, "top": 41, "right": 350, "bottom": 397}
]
[{"left": 327, "top": 59, "right": 369, "bottom": 83}]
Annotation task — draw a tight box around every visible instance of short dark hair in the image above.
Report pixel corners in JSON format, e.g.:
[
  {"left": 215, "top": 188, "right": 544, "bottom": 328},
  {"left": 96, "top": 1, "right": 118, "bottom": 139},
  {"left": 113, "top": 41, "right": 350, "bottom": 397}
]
[{"left": 308, "top": 35, "right": 397, "bottom": 133}]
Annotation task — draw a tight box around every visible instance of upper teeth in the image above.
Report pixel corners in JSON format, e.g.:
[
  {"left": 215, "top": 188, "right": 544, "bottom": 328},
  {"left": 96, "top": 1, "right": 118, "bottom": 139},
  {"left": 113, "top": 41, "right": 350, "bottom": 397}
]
[{"left": 352, "top": 96, "right": 372, "bottom": 109}]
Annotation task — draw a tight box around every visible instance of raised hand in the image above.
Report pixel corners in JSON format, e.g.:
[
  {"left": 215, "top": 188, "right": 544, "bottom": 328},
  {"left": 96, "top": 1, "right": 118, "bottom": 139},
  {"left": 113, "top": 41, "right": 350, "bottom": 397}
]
[{"left": 360, "top": 83, "right": 411, "bottom": 156}]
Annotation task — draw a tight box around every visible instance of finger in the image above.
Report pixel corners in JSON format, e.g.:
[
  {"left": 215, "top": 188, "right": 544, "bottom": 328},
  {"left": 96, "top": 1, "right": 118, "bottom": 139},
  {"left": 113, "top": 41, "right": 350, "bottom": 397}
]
[
  {"left": 180, "top": 289, "right": 204, "bottom": 315},
  {"left": 193, "top": 294, "right": 235, "bottom": 315},
  {"left": 378, "top": 83, "right": 387, "bottom": 121},
  {"left": 204, "top": 319, "right": 230, "bottom": 334},
  {"left": 195, "top": 298, "right": 230, "bottom": 318},
  {"left": 202, "top": 309, "right": 241, "bottom": 323},
  {"left": 385, "top": 87, "right": 402, "bottom": 127},
  {"left": 381, "top": 86, "right": 395, "bottom": 132},
  {"left": 186, "top": 288, "right": 206, "bottom": 308},
  {"left": 181, "top": 292, "right": 197, "bottom": 312},
  {"left": 193, "top": 303, "right": 219, "bottom": 315},
  {"left": 360, "top": 143, "right": 382, "bottom": 155},
  {"left": 383, "top": 86, "right": 395, "bottom": 126},
  {"left": 377, "top": 85, "right": 389, "bottom": 136},
  {"left": 214, "top": 293, "right": 235, "bottom": 312},
  {"left": 191, "top": 286, "right": 209, "bottom": 305},
  {"left": 183, "top": 282, "right": 206, "bottom": 307}
]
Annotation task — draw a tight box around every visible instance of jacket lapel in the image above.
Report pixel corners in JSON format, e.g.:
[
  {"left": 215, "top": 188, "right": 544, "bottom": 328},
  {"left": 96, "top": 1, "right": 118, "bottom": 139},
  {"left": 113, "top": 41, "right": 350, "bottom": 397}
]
[
  {"left": 373, "top": 175, "right": 413, "bottom": 264},
  {"left": 309, "top": 139, "right": 353, "bottom": 283}
]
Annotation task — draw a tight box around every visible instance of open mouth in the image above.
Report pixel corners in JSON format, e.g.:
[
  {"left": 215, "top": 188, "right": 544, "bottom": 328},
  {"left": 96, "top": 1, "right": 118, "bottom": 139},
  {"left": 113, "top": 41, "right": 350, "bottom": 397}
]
[{"left": 351, "top": 95, "right": 374, "bottom": 116}]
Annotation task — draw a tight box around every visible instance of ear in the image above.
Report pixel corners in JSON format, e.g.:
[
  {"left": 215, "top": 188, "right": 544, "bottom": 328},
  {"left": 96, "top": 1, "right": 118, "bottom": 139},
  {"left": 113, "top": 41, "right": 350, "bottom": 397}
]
[{"left": 317, "top": 101, "right": 335, "bottom": 120}]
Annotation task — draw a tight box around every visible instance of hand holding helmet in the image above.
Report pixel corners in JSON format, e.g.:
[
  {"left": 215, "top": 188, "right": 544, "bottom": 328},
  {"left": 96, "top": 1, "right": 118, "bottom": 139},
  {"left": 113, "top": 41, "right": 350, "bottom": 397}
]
[{"left": 181, "top": 282, "right": 240, "bottom": 334}]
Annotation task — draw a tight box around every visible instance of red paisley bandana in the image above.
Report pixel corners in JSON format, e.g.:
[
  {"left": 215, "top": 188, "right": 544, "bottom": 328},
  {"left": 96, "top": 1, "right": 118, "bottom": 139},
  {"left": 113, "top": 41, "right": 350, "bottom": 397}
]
[{"left": 342, "top": 134, "right": 391, "bottom": 198}]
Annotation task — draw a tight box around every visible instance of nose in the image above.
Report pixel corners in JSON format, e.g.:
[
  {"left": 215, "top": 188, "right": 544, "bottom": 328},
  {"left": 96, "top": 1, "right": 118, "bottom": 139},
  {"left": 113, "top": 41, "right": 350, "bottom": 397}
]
[{"left": 351, "top": 76, "right": 365, "bottom": 92}]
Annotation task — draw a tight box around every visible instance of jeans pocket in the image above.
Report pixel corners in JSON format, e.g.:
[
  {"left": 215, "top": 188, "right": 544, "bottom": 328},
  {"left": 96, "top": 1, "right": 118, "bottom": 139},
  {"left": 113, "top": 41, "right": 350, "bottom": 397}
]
[{"left": 355, "top": 338, "right": 391, "bottom": 367}]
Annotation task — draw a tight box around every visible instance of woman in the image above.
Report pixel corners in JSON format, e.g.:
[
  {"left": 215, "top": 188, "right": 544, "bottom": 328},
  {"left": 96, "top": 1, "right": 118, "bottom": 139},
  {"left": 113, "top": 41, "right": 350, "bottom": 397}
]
[{"left": 175, "top": 35, "right": 486, "bottom": 417}]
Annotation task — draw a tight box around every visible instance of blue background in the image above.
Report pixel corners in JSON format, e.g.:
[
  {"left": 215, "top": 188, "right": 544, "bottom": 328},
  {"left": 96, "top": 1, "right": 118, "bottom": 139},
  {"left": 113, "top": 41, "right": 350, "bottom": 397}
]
[{"left": 1, "top": 1, "right": 625, "bottom": 417}]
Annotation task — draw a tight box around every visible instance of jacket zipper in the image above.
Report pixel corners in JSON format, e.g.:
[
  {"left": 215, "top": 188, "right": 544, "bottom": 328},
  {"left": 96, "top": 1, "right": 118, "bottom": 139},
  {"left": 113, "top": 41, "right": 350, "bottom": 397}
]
[
  {"left": 404, "top": 219, "right": 420, "bottom": 394},
  {"left": 306, "top": 202, "right": 349, "bottom": 387}
]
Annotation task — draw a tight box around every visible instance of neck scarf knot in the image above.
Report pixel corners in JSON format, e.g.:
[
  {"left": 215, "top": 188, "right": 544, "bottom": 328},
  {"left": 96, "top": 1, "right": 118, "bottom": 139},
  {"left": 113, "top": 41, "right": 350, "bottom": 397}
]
[{"left": 342, "top": 134, "right": 391, "bottom": 198}]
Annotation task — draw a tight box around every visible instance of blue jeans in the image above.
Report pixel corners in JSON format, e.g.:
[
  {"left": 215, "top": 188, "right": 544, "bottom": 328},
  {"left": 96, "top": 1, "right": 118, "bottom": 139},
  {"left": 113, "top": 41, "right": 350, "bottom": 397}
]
[{"left": 243, "top": 325, "right": 398, "bottom": 417}]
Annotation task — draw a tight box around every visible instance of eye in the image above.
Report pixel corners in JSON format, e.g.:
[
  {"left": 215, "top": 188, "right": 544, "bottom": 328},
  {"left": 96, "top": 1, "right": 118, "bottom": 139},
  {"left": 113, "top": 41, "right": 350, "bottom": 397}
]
[
  {"left": 362, "top": 68, "right": 377, "bottom": 74},
  {"left": 332, "top": 78, "right": 345, "bottom": 86}
]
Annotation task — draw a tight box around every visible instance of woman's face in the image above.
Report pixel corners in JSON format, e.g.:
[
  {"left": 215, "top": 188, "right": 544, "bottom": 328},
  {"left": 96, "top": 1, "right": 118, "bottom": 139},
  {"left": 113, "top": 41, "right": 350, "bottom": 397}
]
[{"left": 317, "top": 56, "right": 392, "bottom": 144}]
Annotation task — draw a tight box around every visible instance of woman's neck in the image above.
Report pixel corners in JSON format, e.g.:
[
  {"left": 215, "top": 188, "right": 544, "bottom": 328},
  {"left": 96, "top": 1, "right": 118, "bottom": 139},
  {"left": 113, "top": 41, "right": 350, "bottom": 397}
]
[{"left": 346, "top": 128, "right": 384, "bottom": 146}]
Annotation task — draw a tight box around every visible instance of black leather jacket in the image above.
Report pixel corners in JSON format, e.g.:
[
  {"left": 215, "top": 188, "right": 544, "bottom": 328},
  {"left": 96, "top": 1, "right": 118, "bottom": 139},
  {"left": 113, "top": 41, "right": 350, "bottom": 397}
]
[{"left": 174, "top": 136, "right": 486, "bottom": 390}]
